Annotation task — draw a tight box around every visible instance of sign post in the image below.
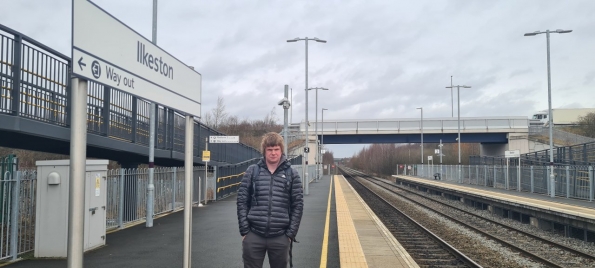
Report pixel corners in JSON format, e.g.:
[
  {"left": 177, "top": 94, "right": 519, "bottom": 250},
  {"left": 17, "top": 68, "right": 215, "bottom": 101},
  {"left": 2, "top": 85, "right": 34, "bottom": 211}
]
[
  {"left": 505, "top": 150, "right": 521, "bottom": 191},
  {"left": 202, "top": 139, "right": 210, "bottom": 206},
  {"left": 72, "top": 1, "right": 201, "bottom": 267}
]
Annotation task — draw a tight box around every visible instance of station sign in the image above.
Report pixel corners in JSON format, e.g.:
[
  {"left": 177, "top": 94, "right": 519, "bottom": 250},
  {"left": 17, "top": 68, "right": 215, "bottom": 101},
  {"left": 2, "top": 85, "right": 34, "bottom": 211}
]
[
  {"left": 202, "top": 151, "right": 210, "bottom": 162},
  {"left": 209, "top": 136, "right": 239, "bottom": 143},
  {"left": 427, "top": 156, "right": 433, "bottom": 161},
  {"left": 72, "top": 0, "right": 201, "bottom": 117},
  {"left": 505, "top": 150, "right": 520, "bottom": 158}
]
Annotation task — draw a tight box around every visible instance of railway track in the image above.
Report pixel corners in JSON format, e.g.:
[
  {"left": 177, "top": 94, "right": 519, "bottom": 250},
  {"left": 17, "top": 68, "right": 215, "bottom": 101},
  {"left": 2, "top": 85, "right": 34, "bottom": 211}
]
[
  {"left": 340, "top": 169, "right": 481, "bottom": 267},
  {"left": 340, "top": 167, "right": 595, "bottom": 268}
]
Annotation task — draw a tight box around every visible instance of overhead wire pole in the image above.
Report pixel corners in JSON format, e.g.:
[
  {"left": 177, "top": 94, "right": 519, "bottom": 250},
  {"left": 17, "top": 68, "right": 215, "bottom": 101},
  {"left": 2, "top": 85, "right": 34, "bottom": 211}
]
[
  {"left": 524, "top": 28, "right": 572, "bottom": 198},
  {"left": 287, "top": 37, "right": 326, "bottom": 195},
  {"left": 446, "top": 85, "right": 471, "bottom": 183},
  {"left": 146, "top": 0, "right": 157, "bottom": 229}
]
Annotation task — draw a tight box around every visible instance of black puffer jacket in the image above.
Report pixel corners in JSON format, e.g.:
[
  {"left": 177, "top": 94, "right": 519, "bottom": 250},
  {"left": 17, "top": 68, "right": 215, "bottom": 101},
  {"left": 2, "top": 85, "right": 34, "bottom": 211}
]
[{"left": 237, "top": 156, "right": 303, "bottom": 239}]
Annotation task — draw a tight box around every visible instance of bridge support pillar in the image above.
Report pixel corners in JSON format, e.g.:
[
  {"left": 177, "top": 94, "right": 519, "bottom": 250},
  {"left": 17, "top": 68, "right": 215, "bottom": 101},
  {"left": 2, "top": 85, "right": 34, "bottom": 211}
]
[{"left": 480, "top": 143, "right": 507, "bottom": 156}]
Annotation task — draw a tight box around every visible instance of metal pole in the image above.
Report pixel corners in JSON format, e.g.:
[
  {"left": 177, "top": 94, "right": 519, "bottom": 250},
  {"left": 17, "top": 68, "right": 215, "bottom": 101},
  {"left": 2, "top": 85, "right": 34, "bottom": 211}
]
[
  {"left": 10, "top": 171, "right": 20, "bottom": 260},
  {"left": 450, "top": 75, "right": 453, "bottom": 117},
  {"left": 118, "top": 168, "right": 124, "bottom": 229},
  {"left": 418, "top": 107, "right": 423, "bottom": 164},
  {"left": 147, "top": 103, "right": 155, "bottom": 227},
  {"left": 458, "top": 86, "right": 462, "bottom": 183},
  {"left": 439, "top": 139, "right": 443, "bottom": 164},
  {"left": 202, "top": 138, "right": 207, "bottom": 206},
  {"left": 517, "top": 158, "right": 521, "bottom": 191},
  {"left": 146, "top": 0, "right": 158, "bottom": 228},
  {"left": 172, "top": 167, "right": 177, "bottom": 211},
  {"left": 304, "top": 38, "right": 309, "bottom": 195},
  {"left": 183, "top": 116, "right": 194, "bottom": 268},
  {"left": 315, "top": 88, "right": 319, "bottom": 181},
  {"left": 506, "top": 158, "right": 509, "bottom": 190},
  {"left": 546, "top": 30, "right": 556, "bottom": 198},
  {"left": 589, "top": 165, "right": 593, "bottom": 202},
  {"left": 67, "top": 78, "right": 87, "bottom": 268},
  {"left": 152, "top": 0, "right": 157, "bottom": 43},
  {"left": 283, "top": 85, "right": 289, "bottom": 156},
  {"left": 322, "top": 108, "right": 328, "bottom": 177},
  {"left": 322, "top": 109, "right": 325, "bottom": 176}
]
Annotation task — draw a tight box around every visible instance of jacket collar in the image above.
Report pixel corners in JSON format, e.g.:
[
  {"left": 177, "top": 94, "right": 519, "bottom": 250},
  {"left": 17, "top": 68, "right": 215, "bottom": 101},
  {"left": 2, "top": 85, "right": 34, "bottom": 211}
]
[{"left": 257, "top": 154, "right": 289, "bottom": 173}]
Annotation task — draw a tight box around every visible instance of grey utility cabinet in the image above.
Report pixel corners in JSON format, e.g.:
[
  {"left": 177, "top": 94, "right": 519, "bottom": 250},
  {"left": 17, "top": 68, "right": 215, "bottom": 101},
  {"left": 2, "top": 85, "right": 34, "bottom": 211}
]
[{"left": 35, "top": 160, "right": 108, "bottom": 257}]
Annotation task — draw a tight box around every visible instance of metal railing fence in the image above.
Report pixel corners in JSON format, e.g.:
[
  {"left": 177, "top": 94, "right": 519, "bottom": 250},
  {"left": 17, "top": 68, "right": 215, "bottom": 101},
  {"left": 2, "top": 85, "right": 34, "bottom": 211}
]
[
  {"left": 0, "top": 24, "right": 260, "bottom": 165},
  {"left": 411, "top": 164, "right": 594, "bottom": 201},
  {"left": 0, "top": 155, "right": 318, "bottom": 261},
  {"left": 0, "top": 158, "right": 37, "bottom": 261}
]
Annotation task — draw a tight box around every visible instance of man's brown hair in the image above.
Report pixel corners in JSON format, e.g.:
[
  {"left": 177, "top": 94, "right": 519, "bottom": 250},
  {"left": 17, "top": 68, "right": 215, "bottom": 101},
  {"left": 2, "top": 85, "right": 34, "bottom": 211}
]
[{"left": 261, "top": 132, "right": 284, "bottom": 154}]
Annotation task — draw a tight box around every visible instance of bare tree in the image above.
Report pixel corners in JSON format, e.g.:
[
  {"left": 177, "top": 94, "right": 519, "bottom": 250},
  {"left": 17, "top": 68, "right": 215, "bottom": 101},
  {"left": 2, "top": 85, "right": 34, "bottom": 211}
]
[
  {"left": 576, "top": 112, "right": 595, "bottom": 138},
  {"left": 203, "top": 96, "right": 228, "bottom": 129}
]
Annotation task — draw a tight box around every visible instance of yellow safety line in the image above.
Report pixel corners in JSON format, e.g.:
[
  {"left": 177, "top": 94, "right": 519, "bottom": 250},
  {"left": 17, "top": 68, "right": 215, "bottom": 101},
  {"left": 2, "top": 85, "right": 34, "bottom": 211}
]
[
  {"left": 319, "top": 175, "right": 333, "bottom": 268},
  {"left": 336, "top": 176, "right": 368, "bottom": 267}
]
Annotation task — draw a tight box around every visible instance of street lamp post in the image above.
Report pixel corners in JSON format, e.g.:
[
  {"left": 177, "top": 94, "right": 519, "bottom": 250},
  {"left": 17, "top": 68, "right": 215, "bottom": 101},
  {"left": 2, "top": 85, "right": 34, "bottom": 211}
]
[
  {"left": 524, "top": 29, "right": 572, "bottom": 198},
  {"left": 308, "top": 87, "right": 328, "bottom": 181},
  {"left": 446, "top": 85, "right": 471, "bottom": 183},
  {"left": 416, "top": 107, "right": 423, "bottom": 176},
  {"left": 450, "top": 76, "right": 454, "bottom": 117},
  {"left": 287, "top": 37, "right": 326, "bottom": 195},
  {"left": 322, "top": 108, "right": 328, "bottom": 177}
]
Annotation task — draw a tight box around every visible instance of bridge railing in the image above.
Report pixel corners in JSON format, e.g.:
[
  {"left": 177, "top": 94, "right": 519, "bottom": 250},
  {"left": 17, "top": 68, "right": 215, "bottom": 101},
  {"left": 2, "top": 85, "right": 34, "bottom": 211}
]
[
  {"left": 0, "top": 24, "right": 260, "bottom": 164},
  {"left": 307, "top": 117, "right": 530, "bottom": 134}
]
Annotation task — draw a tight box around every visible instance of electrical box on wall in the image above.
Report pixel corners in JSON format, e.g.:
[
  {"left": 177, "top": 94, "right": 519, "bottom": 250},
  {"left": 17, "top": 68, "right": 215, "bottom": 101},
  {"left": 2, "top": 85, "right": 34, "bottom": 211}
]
[{"left": 34, "top": 160, "right": 108, "bottom": 258}]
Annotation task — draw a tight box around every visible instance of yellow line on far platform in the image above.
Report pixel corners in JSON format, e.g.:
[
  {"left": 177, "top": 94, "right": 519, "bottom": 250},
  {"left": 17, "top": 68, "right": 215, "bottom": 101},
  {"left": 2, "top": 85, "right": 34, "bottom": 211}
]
[{"left": 319, "top": 176, "right": 334, "bottom": 268}]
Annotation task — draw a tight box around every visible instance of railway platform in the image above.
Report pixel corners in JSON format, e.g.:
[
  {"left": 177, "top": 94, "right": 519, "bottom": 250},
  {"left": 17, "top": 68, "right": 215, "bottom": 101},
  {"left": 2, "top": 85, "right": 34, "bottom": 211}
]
[
  {"left": 5, "top": 174, "right": 418, "bottom": 268},
  {"left": 393, "top": 175, "right": 595, "bottom": 240}
]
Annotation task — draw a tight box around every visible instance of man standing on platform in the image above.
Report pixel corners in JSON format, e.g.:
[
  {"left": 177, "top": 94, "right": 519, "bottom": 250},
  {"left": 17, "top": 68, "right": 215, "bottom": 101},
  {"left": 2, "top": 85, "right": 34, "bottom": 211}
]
[{"left": 237, "top": 132, "right": 304, "bottom": 268}]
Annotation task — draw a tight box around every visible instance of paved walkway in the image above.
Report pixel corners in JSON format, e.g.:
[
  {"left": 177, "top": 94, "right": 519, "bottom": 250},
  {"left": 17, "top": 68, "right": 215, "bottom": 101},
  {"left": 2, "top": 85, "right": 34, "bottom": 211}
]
[{"left": 7, "top": 175, "right": 339, "bottom": 268}]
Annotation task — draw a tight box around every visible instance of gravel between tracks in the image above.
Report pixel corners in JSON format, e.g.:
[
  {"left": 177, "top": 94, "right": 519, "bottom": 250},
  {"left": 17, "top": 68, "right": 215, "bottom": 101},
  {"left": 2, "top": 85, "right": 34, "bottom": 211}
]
[{"left": 355, "top": 177, "right": 544, "bottom": 267}]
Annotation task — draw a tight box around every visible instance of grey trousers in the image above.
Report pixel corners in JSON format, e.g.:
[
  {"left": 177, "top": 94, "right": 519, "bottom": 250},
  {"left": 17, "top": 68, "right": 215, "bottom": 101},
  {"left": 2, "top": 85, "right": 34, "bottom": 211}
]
[{"left": 242, "top": 232, "right": 291, "bottom": 268}]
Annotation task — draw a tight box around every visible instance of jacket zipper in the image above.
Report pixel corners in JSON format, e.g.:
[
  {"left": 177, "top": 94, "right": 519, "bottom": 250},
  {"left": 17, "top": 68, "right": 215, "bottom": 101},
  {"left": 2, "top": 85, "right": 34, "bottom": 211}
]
[{"left": 265, "top": 169, "right": 274, "bottom": 236}]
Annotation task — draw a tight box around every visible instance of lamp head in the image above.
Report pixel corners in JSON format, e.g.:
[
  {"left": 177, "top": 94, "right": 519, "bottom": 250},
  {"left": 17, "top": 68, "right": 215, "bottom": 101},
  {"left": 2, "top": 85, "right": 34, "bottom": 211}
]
[
  {"left": 313, "top": 37, "right": 327, "bottom": 43},
  {"left": 286, "top": 38, "right": 299, "bottom": 42},
  {"left": 524, "top": 31, "right": 540, "bottom": 36},
  {"left": 556, "top": 29, "right": 572, "bottom": 34}
]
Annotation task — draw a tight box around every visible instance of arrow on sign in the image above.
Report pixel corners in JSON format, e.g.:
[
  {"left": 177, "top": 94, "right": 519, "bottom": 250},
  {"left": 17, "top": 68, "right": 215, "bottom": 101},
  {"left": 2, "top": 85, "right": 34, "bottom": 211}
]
[{"left": 78, "top": 57, "right": 86, "bottom": 71}]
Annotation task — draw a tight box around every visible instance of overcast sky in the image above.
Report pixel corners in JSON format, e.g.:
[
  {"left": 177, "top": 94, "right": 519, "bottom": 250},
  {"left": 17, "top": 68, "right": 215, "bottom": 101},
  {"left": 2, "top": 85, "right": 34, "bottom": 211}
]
[{"left": 2, "top": 0, "right": 594, "bottom": 157}]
